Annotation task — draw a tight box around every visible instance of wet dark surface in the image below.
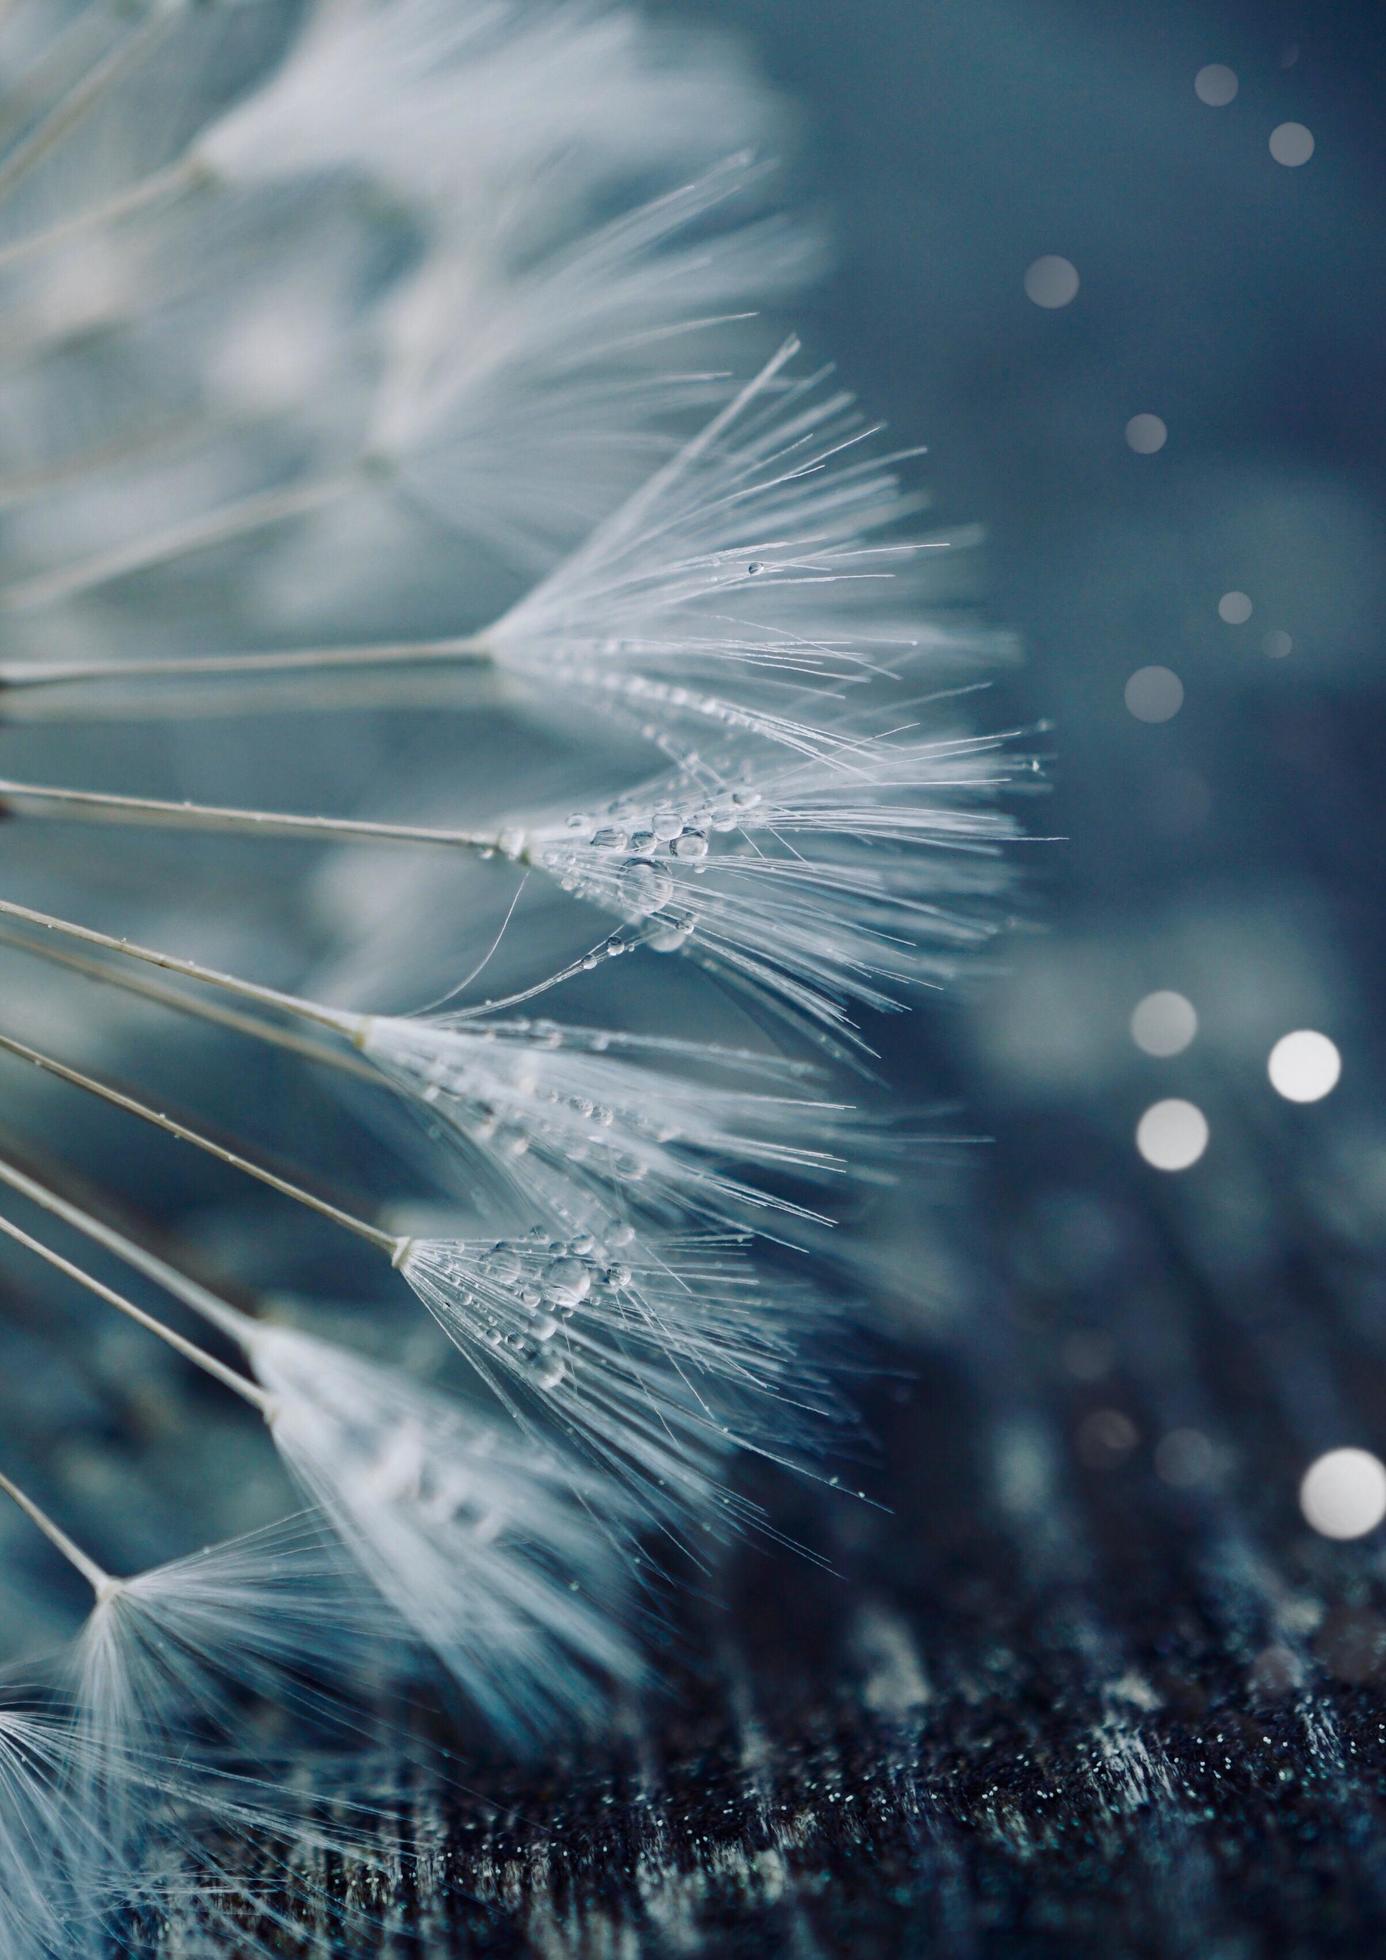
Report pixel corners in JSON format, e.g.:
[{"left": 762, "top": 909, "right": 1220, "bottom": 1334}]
[{"left": 151, "top": 1253, "right": 1386, "bottom": 1956}]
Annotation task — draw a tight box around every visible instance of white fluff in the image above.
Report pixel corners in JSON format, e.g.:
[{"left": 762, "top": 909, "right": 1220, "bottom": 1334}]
[
  {"left": 397, "top": 1228, "right": 849, "bottom": 1547},
  {"left": 483, "top": 345, "right": 996, "bottom": 754},
  {"left": 0, "top": 0, "right": 1009, "bottom": 1932},
  {"left": 244, "top": 1321, "right": 641, "bottom": 1737},
  {"left": 360, "top": 1010, "right": 854, "bottom": 1230},
  {"left": 198, "top": 0, "right": 778, "bottom": 218}
]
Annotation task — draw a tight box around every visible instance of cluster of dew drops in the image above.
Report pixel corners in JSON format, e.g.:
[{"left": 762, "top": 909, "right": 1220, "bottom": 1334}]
[
  {"left": 452, "top": 1226, "right": 638, "bottom": 1392},
  {"left": 409, "top": 1029, "right": 683, "bottom": 1168},
  {"left": 543, "top": 769, "right": 767, "bottom": 951}
]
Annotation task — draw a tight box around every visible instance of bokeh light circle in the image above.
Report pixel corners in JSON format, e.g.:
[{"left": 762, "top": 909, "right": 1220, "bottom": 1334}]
[
  {"left": 1131, "top": 991, "right": 1197, "bottom": 1057},
  {"left": 1025, "top": 255, "right": 1080, "bottom": 308},
  {"left": 1301, "top": 1450, "right": 1386, "bottom": 1540},
  {"left": 1125, "top": 413, "right": 1168, "bottom": 454},
  {"left": 1125, "top": 666, "right": 1184, "bottom": 722},
  {"left": 1136, "top": 1100, "right": 1209, "bottom": 1172},
  {"left": 1268, "top": 1030, "right": 1341, "bottom": 1103},
  {"left": 1194, "top": 65, "right": 1238, "bottom": 107},
  {"left": 1270, "top": 122, "right": 1315, "bottom": 167}
]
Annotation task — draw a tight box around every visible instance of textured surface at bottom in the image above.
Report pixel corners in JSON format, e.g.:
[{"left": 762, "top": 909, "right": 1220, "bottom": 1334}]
[{"left": 147, "top": 1310, "right": 1386, "bottom": 1959}]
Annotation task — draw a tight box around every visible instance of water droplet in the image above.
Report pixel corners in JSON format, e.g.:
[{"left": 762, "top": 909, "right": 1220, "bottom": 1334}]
[
  {"left": 670, "top": 828, "right": 708, "bottom": 860},
  {"left": 533, "top": 1357, "right": 566, "bottom": 1391},
  {"left": 617, "top": 858, "right": 674, "bottom": 917},
  {"left": 545, "top": 1256, "right": 591, "bottom": 1308},
  {"left": 647, "top": 910, "right": 695, "bottom": 953}
]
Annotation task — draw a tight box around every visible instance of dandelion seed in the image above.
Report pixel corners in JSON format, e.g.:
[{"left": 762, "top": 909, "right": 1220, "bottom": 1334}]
[
  {"left": 0, "top": 723, "right": 1016, "bottom": 1038},
  {"left": 510, "top": 738, "right": 1016, "bottom": 1035},
  {"left": 245, "top": 1323, "right": 642, "bottom": 1736},
  {"left": 481, "top": 345, "right": 997, "bottom": 756},
  {"left": 396, "top": 1230, "right": 850, "bottom": 1547},
  {"left": 0, "top": 1697, "right": 113, "bottom": 1958},
  {"left": 358, "top": 1011, "right": 857, "bottom": 1230},
  {"left": 0, "top": 1162, "right": 641, "bottom": 1741}
]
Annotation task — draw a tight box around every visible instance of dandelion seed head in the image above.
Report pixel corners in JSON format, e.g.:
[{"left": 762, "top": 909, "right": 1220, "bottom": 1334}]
[
  {"left": 360, "top": 1012, "right": 850, "bottom": 1232},
  {"left": 515, "top": 740, "right": 1015, "bottom": 1033},
  {"left": 243, "top": 1323, "right": 640, "bottom": 1737},
  {"left": 399, "top": 1231, "right": 848, "bottom": 1541}
]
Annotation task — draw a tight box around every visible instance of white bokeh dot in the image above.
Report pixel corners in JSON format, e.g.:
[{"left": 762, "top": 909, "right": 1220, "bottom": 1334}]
[
  {"left": 1218, "top": 590, "right": 1253, "bottom": 624},
  {"left": 1194, "top": 64, "right": 1238, "bottom": 107},
  {"left": 1270, "top": 122, "right": 1315, "bottom": 167},
  {"left": 1125, "top": 413, "right": 1167, "bottom": 455},
  {"left": 1124, "top": 666, "right": 1184, "bottom": 723},
  {"left": 1024, "top": 255, "right": 1080, "bottom": 309},
  {"left": 1131, "top": 991, "right": 1197, "bottom": 1058},
  {"left": 1268, "top": 1030, "right": 1341, "bottom": 1103},
  {"left": 1301, "top": 1449, "right": 1386, "bottom": 1540},
  {"left": 1136, "top": 1099, "right": 1209, "bottom": 1172},
  {"left": 1262, "top": 629, "right": 1293, "bottom": 658}
]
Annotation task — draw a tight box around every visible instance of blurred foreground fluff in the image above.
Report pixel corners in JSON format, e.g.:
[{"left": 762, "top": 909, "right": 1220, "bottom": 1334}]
[{"left": 0, "top": 0, "right": 1016, "bottom": 1948}]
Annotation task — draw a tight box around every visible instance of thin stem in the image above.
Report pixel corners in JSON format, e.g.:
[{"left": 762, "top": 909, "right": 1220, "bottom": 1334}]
[
  {"left": 0, "top": 471, "right": 357, "bottom": 612},
  {"left": 0, "top": 1152, "right": 247, "bottom": 1346},
  {"left": 0, "top": 1028, "right": 401, "bottom": 1256},
  {"left": 0, "top": 154, "right": 200, "bottom": 274},
  {"left": 0, "top": 410, "right": 230, "bottom": 513},
  {"left": 0, "top": 896, "right": 363, "bottom": 1039},
  {"left": 0, "top": 1207, "right": 271, "bottom": 1413},
  {"left": 0, "top": 635, "right": 491, "bottom": 695},
  {"left": 0, "top": 6, "right": 114, "bottom": 151},
  {"left": 0, "top": 927, "right": 380, "bottom": 1084},
  {"left": 0, "top": 1467, "right": 110, "bottom": 1595},
  {"left": 0, "top": 8, "right": 174, "bottom": 208},
  {"left": 0, "top": 779, "right": 513, "bottom": 854}
]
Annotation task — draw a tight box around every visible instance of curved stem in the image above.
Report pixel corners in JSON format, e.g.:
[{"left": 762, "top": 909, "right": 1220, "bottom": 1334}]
[{"left": 0, "top": 1028, "right": 401, "bottom": 1256}]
